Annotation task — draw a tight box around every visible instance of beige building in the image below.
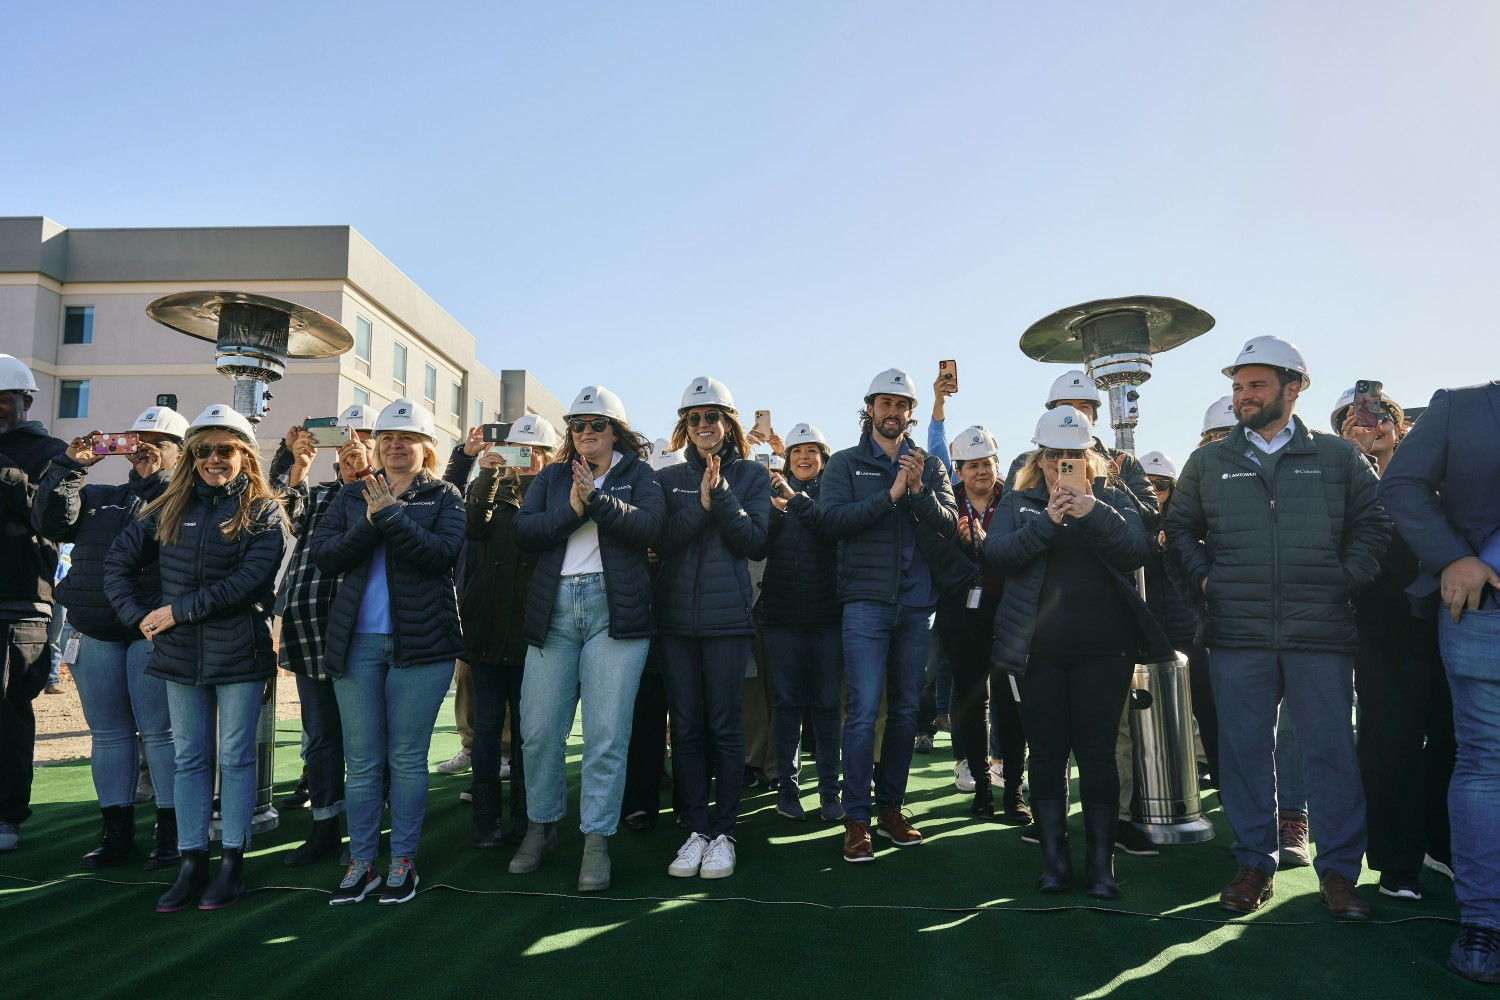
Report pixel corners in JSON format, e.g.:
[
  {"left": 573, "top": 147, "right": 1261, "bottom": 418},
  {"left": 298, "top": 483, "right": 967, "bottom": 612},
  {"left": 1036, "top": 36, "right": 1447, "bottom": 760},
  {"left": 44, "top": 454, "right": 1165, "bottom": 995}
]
[{"left": 0, "top": 216, "right": 563, "bottom": 484}]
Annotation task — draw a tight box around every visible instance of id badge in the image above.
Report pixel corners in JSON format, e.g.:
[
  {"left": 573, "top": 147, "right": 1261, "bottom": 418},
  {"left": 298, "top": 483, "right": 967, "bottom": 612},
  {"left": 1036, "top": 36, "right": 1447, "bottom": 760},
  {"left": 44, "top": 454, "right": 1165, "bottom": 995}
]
[{"left": 966, "top": 586, "right": 983, "bottom": 610}]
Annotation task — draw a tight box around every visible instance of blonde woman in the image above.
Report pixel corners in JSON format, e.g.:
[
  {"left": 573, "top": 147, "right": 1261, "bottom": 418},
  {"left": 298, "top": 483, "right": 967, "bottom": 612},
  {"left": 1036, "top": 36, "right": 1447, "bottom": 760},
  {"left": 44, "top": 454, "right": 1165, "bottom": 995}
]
[{"left": 104, "top": 404, "right": 288, "bottom": 912}]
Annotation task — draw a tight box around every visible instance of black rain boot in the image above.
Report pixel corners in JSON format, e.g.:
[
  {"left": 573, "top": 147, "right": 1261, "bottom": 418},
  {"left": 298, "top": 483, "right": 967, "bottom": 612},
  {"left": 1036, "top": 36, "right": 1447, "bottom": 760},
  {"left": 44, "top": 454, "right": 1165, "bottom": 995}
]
[
  {"left": 1033, "top": 798, "right": 1072, "bottom": 893},
  {"left": 283, "top": 816, "right": 341, "bottom": 867},
  {"left": 472, "top": 780, "right": 504, "bottom": 849},
  {"left": 970, "top": 775, "right": 996, "bottom": 819},
  {"left": 1083, "top": 802, "right": 1120, "bottom": 899},
  {"left": 144, "top": 807, "right": 181, "bottom": 870},
  {"left": 81, "top": 804, "right": 136, "bottom": 869},
  {"left": 156, "top": 848, "right": 210, "bottom": 912},
  {"left": 198, "top": 847, "right": 245, "bottom": 910}
]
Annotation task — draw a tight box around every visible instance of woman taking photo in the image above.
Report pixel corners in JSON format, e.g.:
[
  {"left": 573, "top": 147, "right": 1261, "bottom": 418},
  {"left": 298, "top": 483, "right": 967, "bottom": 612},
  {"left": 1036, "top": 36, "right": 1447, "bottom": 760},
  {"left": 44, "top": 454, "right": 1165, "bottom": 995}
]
[
  {"left": 463, "top": 413, "right": 558, "bottom": 848},
  {"left": 511, "top": 386, "right": 663, "bottom": 892},
  {"left": 986, "top": 407, "right": 1171, "bottom": 899},
  {"left": 104, "top": 404, "right": 287, "bottom": 912},
  {"left": 310, "top": 398, "right": 466, "bottom": 906},
  {"left": 655, "top": 377, "right": 771, "bottom": 881},
  {"left": 34, "top": 404, "right": 188, "bottom": 870},
  {"left": 761, "top": 422, "right": 843, "bottom": 823}
]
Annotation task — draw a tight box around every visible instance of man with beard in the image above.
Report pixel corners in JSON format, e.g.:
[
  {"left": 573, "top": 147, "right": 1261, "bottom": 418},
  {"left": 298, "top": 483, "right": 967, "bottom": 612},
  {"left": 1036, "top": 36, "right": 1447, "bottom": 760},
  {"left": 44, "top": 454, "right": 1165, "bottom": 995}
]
[
  {"left": 1165, "top": 336, "right": 1390, "bottom": 920},
  {"left": 819, "top": 369, "right": 961, "bottom": 863}
]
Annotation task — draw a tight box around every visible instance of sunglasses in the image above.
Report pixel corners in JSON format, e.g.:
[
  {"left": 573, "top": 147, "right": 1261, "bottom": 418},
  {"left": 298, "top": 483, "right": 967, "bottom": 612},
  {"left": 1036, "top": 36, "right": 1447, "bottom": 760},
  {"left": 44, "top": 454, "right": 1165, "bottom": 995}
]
[
  {"left": 1148, "top": 479, "right": 1174, "bottom": 492},
  {"left": 685, "top": 410, "right": 723, "bottom": 427},
  {"left": 192, "top": 443, "right": 239, "bottom": 460},
  {"left": 569, "top": 417, "right": 610, "bottom": 434},
  {"left": 1043, "top": 449, "right": 1085, "bottom": 461}
]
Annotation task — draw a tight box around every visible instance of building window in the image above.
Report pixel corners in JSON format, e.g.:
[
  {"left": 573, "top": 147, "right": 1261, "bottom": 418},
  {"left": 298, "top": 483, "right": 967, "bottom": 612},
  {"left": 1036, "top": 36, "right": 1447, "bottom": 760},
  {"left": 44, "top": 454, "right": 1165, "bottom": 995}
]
[
  {"left": 393, "top": 342, "right": 408, "bottom": 393},
  {"left": 352, "top": 386, "right": 371, "bottom": 407},
  {"left": 59, "top": 379, "right": 90, "bottom": 419},
  {"left": 423, "top": 364, "right": 437, "bottom": 406},
  {"left": 63, "top": 306, "right": 94, "bottom": 345},
  {"left": 450, "top": 382, "right": 462, "bottom": 422},
  {"left": 472, "top": 398, "right": 483, "bottom": 429},
  {"left": 354, "top": 316, "right": 372, "bottom": 375}
]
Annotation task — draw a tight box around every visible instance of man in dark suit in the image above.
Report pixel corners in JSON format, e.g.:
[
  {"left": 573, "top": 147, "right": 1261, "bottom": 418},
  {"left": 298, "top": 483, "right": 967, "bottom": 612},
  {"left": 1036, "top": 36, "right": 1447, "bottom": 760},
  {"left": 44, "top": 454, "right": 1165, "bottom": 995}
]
[{"left": 1382, "top": 380, "right": 1500, "bottom": 985}]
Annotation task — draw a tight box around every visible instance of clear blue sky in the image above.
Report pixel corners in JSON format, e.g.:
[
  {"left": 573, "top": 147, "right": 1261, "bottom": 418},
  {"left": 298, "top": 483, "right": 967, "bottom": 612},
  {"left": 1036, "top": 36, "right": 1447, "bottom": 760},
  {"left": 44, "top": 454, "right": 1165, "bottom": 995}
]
[{"left": 4, "top": 1, "right": 1497, "bottom": 463}]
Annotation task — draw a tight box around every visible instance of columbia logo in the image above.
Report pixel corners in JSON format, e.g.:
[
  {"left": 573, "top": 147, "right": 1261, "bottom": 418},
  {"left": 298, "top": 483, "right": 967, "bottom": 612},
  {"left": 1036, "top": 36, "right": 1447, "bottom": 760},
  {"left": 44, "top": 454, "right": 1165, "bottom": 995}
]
[{"left": 1294, "top": 469, "right": 1322, "bottom": 475}]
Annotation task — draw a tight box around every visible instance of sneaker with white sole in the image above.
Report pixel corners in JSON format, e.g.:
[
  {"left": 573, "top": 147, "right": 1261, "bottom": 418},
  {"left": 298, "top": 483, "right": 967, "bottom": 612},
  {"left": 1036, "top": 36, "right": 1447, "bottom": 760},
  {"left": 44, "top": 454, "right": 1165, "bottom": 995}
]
[
  {"left": 435, "top": 750, "right": 472, "bottom": 776},
  {"left": 989, "top": 758, "right": 1004, "bottom": 786},
  {"left": 329, "top": 860, "right": 381, "bottom": 906},
  {"left": 379, "top": 857, "right": 419, "bottom": 905},
  {"left": 699, "top": 835, "right": 736, "bottom": 879},
  {"left": 668, "top": 833, "right": 709, "bottom": 878},
  {"left": 954, "top": 760, "right": 976, "bottom": 793},
  {"left": 498, "top": 755, "right": 512, "bottom": 779}
]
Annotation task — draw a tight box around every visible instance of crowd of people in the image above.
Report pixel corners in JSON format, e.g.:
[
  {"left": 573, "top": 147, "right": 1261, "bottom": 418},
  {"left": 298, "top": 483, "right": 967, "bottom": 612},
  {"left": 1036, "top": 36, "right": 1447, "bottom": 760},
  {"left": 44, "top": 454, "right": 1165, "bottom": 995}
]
[{"left": 0, "top": 341, "right": 1497, "bottom": 984}]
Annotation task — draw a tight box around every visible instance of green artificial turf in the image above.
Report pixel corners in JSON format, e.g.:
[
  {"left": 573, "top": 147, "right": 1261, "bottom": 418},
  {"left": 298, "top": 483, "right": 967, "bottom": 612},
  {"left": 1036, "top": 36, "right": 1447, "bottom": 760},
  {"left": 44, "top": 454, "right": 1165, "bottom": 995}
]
[{"left": 1, "top": 717, "right": 1483, "bottom": 999}]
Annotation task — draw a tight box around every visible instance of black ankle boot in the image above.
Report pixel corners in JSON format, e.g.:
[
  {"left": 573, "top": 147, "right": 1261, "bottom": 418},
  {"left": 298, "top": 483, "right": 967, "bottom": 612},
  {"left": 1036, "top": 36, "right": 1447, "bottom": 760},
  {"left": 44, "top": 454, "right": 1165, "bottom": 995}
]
[
  {"left": 81, "top": 805, "right": 136, "bottom": 869},
  {"left": 157, "top": 848, "right": 210, "bottom": 912},
  {"left": 144, "top": 807, "right": 180, "bottom": 870},
  {"left": 198, "top": 847, "right": 245, "bottom": 910},
  {"left": 970, "top": 779, "right": 996, "bottom": 819},
  {"left": 1001, "top": 785, "right": 1032, "bottom": 826},
  {"left": 283, "top": 817, "right": 341, "bottom": 867},
  {"left": 1082, "top": 803, "right": 1120, "bottom": 899},
  {"left": 1033, "top": 798, "right": 1072, "bottom": 893},
  {"left": 471, "top": 781, "right": 504, "bottom": 849}
]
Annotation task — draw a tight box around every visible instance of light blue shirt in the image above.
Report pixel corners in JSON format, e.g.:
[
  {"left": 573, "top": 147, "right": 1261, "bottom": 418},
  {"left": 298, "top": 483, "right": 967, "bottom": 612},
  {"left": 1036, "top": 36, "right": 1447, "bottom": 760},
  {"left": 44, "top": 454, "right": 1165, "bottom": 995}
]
[
  {"left": 354, "top": 544, "right": 393, "bottom": 634},
  {"left": 1243, "top": 422, "right": 1294, "bottom": 460}
]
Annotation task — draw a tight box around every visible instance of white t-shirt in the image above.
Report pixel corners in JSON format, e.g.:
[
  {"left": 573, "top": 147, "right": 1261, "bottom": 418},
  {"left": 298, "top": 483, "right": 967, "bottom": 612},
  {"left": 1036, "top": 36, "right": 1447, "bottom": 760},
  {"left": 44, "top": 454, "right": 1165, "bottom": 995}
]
[{"left": 560, "top": 450, "right": 624, "bottom": 577}]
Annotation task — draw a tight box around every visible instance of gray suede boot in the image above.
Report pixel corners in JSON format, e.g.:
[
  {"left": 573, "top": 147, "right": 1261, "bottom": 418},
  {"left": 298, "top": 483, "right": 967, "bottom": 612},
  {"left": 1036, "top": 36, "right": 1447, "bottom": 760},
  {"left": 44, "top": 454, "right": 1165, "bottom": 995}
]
[
  {"left": 578, "top": 834, "right": 611, "bottom": 892},
  {"left": 508, "top": 821, "right": 557, "bottom": 874}
]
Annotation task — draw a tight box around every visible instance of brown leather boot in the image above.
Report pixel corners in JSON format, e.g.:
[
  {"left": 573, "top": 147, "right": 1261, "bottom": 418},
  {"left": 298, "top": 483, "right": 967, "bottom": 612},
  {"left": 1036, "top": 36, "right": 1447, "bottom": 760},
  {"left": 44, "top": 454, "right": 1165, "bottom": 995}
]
[
  {"left": 876, "top": 807, "right": 923, "bottom": 847},
  {"left": 1219, "top": 864, "right": 1274, "bottom": 914},
  {"left": 843, "top": 820, "right": 874, "bottom": 863},
  {"left": 1320, "top": 870, "right": 1372, "bottom": 921}
]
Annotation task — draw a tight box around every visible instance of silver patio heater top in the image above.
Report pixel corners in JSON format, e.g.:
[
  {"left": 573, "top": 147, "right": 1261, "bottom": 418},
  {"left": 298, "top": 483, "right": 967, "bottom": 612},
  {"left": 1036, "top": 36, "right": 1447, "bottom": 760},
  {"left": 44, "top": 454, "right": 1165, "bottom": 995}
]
[
  {"left": 146, "top": 290, "right": 353, "bottom": 423},
  {"left": 1019, "top": 295, "right": 1214, "bottom": 454}
]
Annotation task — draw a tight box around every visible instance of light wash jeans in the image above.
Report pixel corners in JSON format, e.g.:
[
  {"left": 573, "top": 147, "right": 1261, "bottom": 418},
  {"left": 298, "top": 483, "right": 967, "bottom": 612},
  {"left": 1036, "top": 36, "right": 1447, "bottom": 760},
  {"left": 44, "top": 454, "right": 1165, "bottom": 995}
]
[
  {"left": 1440, "top": 608, "right": 1500, "bottom": 930},
  {"left": 521, "top": 574, "right": 648, "bottom": 836},
  {"left": 165, "top": 680, "right": 262, "bottom": 851},
  {"left": 72, "top": 635, "right": 174, "bottom": 808}
]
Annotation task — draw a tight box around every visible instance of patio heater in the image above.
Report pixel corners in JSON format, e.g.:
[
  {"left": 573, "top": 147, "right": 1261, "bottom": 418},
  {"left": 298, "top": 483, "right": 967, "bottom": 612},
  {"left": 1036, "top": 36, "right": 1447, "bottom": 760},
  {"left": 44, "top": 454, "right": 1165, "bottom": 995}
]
[
  {"left": 1020, "top": 295, "right": 1216, "bottom": 845},
  {"left": 146, "top": 290, "right": 353, "bottom": 834}
]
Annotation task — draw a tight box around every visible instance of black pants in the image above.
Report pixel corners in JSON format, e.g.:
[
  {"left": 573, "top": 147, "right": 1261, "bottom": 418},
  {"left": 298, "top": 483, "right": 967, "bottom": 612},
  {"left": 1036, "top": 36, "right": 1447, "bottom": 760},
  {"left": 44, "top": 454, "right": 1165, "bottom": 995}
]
[
  {"left": 471, "top": 658, "right": 526, "bottom": 832},
  {"left": 622, "top": 662, "right": 669, "bottom": 819},
  {"left": 293, "top": 672, "right": 345, "bottom": 818},
  {"left": 1355, "top": 615, "right": 1456, "bottom": 879},
  {"left": 0, "top": 619, "right": 50, "bottom": 826},
  {"left": 1179, "top": 641, "right": 1219, "bottom": 781},
  {"left": 937, "top": 608, "right": 1025, "bottom": 792},
  {"left": 659, "top": 635, "right": 751, "bottom": 838},
  {"left": 1018, "top": 652, "right": 1134, "bottom": 804}
]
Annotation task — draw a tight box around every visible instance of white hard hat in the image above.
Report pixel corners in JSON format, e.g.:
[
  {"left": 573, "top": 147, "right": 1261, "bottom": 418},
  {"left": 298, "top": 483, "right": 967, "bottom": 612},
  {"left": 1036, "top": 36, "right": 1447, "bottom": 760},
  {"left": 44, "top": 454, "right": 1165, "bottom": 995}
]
[
  {"left": 1031, "top": 405, "right": 1094, "bottom": 450},
  {"left": 950, "top": 425, "right": 1000, "bottom": 462},
  {"left": 337, "top": 403, "right": 378, "bottom": 431},
  {"left": 566, "top": 385, "right": 628, "bottom": 423},
  {"left": 1139, "top": 451, "right": 1179, "bottom": 481},
  {"left": 864, "top": 368, "right": 917, "bottom": 404},
  {"left": 783, "top": 422, "right": 829, "bottom": 454},
  {"left": 130, "top": 405, "right": 190, "bottom": 441},
  {"left": 1045, "top": 370, "right": 1101, "bottom": 408},
  {"left": 506, "top": 413, "right": 560, "bottom": 449},
  {"left": 189, "top": 404, "right": 257, "bottom": 445},
  {"left": 1222, "top": 335, "right": 1311, "bottom": 389},
  {"left": 678, "top": 376, "right": 737, "bottom": 415},
  {"left": 0, "top": 354, "right": 39, "bottom": 394},
  {"left": 1202, "top": 395, "right": 1236, "bottom": 435},
  {"left": 649, "top": 437, "right": 685, "bottom": 472},
  {"left": 374, "top": 398, "right": 437, "bottom": 441}
]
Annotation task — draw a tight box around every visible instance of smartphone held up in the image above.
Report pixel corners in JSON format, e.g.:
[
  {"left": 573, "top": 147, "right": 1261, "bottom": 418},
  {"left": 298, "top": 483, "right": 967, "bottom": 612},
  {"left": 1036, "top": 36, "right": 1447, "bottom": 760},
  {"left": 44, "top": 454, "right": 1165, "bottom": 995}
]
[
  {"left": 91, "top": 432, "right": 140, "bottom": 457},
  {"left": 303, "top": 417, "right": 352, "bottom": 448},
  {"left": 1351, "top": 380, "right": 1386, "bottom": 429},
  {"left": 1057, "top": 457, "right": 1090, "bottom": 495},
  {"left": 938, "top": 359, "right": 958, "bottom": 394}
]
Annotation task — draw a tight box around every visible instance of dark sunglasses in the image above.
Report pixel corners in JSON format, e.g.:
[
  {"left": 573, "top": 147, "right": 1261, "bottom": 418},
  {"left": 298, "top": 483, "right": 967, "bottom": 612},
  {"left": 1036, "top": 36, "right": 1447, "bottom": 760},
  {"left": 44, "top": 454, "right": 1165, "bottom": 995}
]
[
  {"left": 1043, "top": 449, "right": 1085, "bottom": 461},
  {"left": 569, "top": 417, "right": 610, "bottom": 434},
  {"left": 192, "top": 443, "right": 239, "bottom": 460},
  {"left": 1148, "top": 479, "right": 1174, "bottom": 492},
  {"left": 685, "top": 410, "right": 723, "bottom": 427}
]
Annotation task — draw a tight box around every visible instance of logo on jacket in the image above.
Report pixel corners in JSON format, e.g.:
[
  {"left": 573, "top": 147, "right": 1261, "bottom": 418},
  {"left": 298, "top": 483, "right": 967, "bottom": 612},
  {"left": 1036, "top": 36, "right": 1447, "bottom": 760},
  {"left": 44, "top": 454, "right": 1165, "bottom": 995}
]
[
  {"left": 1294, "top": 468, "right": 1322, "bottom": 475},
  {"left": 1221, "top": 472, "right": 1255, "bottom": 480},
  {"left": 854, "top": 470, "right": 881, "bottom": 477}
]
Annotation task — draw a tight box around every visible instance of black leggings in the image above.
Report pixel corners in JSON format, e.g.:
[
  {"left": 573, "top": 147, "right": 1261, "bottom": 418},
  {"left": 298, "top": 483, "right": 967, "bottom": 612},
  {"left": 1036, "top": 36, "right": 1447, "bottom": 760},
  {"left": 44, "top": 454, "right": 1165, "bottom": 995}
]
[
  {"left": 470, "top": 659, "right": 526, "bottom": 830},
  {"left": 936, "top": 611, "right": 1024, "bottom": 791},
  {"left": 1018, "top": 652, "right": 1133, "bottom": 805}
]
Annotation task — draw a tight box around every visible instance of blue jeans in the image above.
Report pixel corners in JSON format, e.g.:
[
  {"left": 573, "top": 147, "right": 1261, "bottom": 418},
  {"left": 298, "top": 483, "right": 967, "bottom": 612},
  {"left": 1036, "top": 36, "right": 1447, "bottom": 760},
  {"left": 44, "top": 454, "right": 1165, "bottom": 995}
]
[
  {"left": 660, "top": 634, "right": 752, "bottom": 836},
  {"left": 763, "top": 624, "right": 843, "bottom": 796},
  {"left": 72, "top": 636, "right": 174, "bottom": 809},
  {"left": 293, "top": 673, "right": 344, "bottom": 821},
  {"left": 1274, "top": 710, "right": 1308, "bottom": 814},
  {"left": 840, "top": 601, "right": 933, "bottom": 823},
  {"left": 165, "top": 680, "right": 263, "bottom": 851},
  {"left": 1440, "top": 608, "right": 1500, "bottom": 930},
  {"left": 47, "top": 606, "right": 65, "bottom": 687},
  {"left": 521, "top": 574, "right": 647, "bottom": 836},
  {"left": 334, "top": 634, "right": 453, "bottom": 860}
]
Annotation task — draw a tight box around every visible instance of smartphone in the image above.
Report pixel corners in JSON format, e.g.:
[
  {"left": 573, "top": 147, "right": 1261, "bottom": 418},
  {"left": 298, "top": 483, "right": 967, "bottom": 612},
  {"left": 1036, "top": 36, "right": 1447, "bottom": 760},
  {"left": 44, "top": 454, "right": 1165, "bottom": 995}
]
[
  {"left": 938, "top": 359, "right": 958, "bottom": 393},
  {"left": 1351, "top": 380, "right": 1386, "bottom": 429},
  {"left": 752, "top": 410, "right": 772, "bottom": 438},
  {"left": 303, "top": 417, "right": 348, "bottom": 448},
  {"left": 91, "top": 431, "right": 140, "bottom": 456},
  {"left": 1057, "top": 458, "right": 1090, "bottom": 495},
  {"left": 754, "top": 453, "right": 773, "bottom": 467},
  {"left": 155, "top": 393, "right": 178, "bottom": 410},
  {"left": 482, "top": 422, "right": 514, "bottom": 443},
  {"left": 494, "top": 445, "right": 532, "bottom": 466}
]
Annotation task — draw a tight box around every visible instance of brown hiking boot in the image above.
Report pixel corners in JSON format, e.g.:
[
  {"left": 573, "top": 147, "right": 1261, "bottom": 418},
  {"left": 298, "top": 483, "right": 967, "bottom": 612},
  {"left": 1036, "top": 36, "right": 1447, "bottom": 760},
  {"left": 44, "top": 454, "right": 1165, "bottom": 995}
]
[
  {"left": 876, "top": 807, "right": 923, "bottom": 847},
  {"left": 1219, "top": 864, "right": 1275, "bottom": 914},
  {"left": 1320, "top": 870, "right": 1372, "bottom": 921},
  {"left": 843, "top": 821, "right": 874, "bottom": 863},
  {"left": 1277, "top": 811, "right": 1311, "bottom": 869}
]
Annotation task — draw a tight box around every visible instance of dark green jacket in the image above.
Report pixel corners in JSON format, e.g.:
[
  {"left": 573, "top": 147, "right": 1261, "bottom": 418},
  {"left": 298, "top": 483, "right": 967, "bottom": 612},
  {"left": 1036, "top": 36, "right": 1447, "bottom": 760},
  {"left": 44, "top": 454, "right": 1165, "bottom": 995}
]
[{"left": 1164, "top": 416, "right": 1390, "bottom": 653}]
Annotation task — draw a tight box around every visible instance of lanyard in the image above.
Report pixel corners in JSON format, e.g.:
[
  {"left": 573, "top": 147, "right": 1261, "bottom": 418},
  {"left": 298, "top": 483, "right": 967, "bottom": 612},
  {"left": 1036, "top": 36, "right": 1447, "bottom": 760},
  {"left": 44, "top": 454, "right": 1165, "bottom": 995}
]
[{"left": 960, "top": 491, "right": 997, "bottom": 562}]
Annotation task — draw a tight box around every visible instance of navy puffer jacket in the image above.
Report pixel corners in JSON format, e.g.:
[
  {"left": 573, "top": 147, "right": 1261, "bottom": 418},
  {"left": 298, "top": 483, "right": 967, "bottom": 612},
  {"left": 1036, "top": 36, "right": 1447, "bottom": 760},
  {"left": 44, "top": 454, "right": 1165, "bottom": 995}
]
[
  {"left": 33, "top": 455, "right": 171, "bottom": 641},
  {"left": 310, "top": 472, "right": 466, "bottom": 676},
  {"left": 655, "top": 444, "right": 771, "bottom": 636},
  {"left": 103, "top": 474, "right": 287, "bottom": 685},
  {"left": 515, "top": 450, "right": 664, "bottom": 646},
  {"left": 758, "top": 472, "right": 839, "bottom": 626}
]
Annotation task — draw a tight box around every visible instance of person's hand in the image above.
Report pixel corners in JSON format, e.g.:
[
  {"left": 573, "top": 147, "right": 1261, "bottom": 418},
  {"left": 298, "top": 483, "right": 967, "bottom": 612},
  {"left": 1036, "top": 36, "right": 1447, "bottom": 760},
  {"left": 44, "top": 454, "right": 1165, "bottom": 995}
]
[
  {"left": 337, "top": 438, "right": 371, "bottom": 479},
  {"left": 1046, "top": 481, "right": 1067, "bottom": 524},
  {"left": 1157, "top": 530, "right": 1167, "bottom": 552},
  {"left": 284, "top": 424, "right": 304, "bottom": 450},
  {"left": 771, "top": 495, "right": 788, "bottom": 512},
  {"left": 767, "top": 430, "right": 785, "bottom": 455},
  {"left": 477, "top": 446, "right": 503, "bottom": 471},
  {"left": 67, "top": 433, "right": 104, "bottom": 467},
  {"left": 931, "top": 375, "right": 952, "bottom": 421},
  {"left": 646, "top": 548, "right": 660, "bottom": 565},
  {"left": 1441, "top": 555, "right": 1500, "bottom": 624},
  {"left": 899, "top": 452, "right": 924, "bottom": 495},
  {"left": 570, "top": 457, "right": 595, "bottom": 515},
  {"left": 1340, "top": 410, "right": 1380, "bottom": 457},
  {"left": 1058, "top": 483, "right": 1096, "bottom": 519},
  {"left": 957, "top": 515, "right": 985, "bottom": 547},
  {"left": 287, "top": 430, "right": 317, "bottom": 487},
  {"left": 140, "top": 605, "right": 176, "bottom": 640},
  {"left": 888, "top": 472, "right": 906, "bottom": 504},
  {"left": 463, "top": 426, "right": 486, "bottom": 457},
  {"left": 769, "top": 471, "right": 796, "bottom": 501},
  {"left": 364, "top": 474, "right": 401, "bottom": 521},
  {"left": 746, "top": 427, "right": 767, "bottom": 446},
  {"left": 700, "top": 454, "right": 721, "bottom": 510}
]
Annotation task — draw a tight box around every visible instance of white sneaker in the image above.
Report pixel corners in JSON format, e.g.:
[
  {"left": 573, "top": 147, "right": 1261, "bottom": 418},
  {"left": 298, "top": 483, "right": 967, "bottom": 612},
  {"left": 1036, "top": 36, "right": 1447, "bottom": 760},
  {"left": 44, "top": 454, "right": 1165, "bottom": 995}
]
[
  {"left": 498, "top": 755, "right": 512, "bottom": 779},
  {"left": 436, "top": 750, "right": 472, "bottom": 776},
  {"left": 989, "top": 758, "right": 1004, "bottom": 785},
  {"left": 699, "top": 835, "right": 736, "bottom": 880},
  {"left": 668, "top": 833, "right": 709, "bottom": 878},
  {"left": 954, "top": 760, "right": 975, "bottom": 793}
]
